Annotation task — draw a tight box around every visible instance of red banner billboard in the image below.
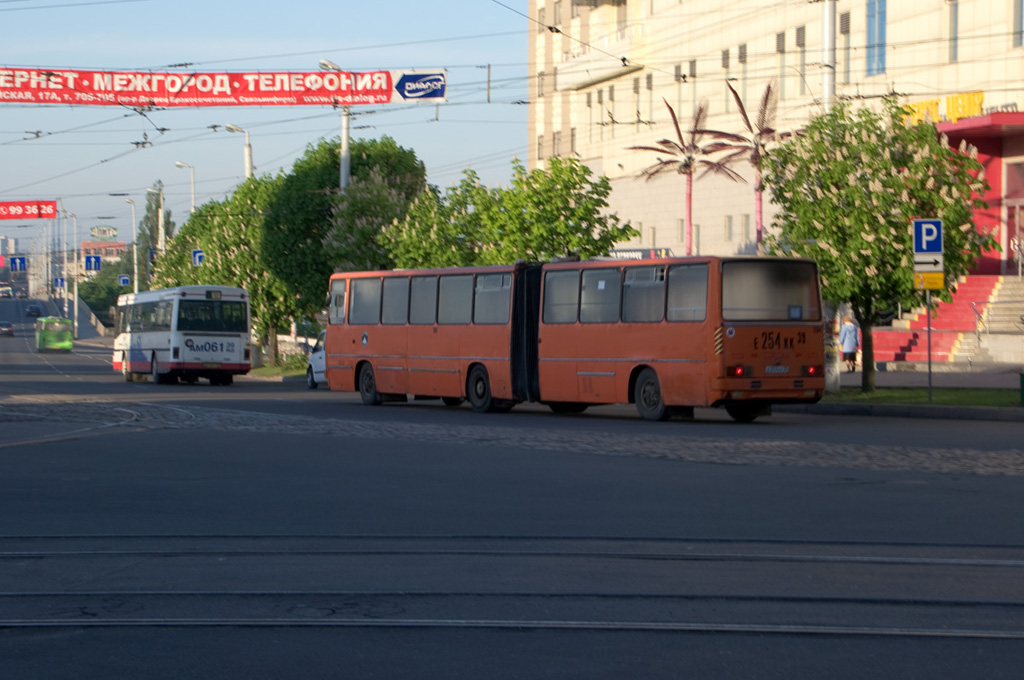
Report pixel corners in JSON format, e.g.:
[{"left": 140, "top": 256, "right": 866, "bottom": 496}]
[
  {"left": 0, "top": 68, "right": 446, "bottom": 107},
  {"left": 0, "top": 200, "right": 57, "bottom": 220}
]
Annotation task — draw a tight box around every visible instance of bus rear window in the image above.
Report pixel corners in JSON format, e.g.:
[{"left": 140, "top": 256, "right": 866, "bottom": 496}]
[
  {"left": 177, "top": 300, "right": 248, "bottom": 332},
  {"left": 721, "top": 261, "right": 821, "bottom": 321}
]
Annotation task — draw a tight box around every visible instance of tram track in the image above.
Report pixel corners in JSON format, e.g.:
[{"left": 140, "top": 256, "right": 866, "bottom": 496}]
[{"left": 1, "top": 536, "right": 1021, "bottom": 639}]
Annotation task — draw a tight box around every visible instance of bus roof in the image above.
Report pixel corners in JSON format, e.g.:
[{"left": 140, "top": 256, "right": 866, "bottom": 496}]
[{"left": 117, "top": 285, "right": 248, "bottom": 306}]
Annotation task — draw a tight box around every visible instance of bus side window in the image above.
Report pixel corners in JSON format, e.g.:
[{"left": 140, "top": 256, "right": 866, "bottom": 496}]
[
  {"left": 473, "top": 273, "right": 511, "bottom": 324},
  {"left": 542, "top": 270, "right": 580, "bottom": 324},
  {"left": 438, "top": 275, "right": 473, "bottom": 325},
  {"left": 328, "top": 279, "right": 347, "bottom": 325},
  {"left": 382, "top": 277, "right": 410, "bottom": 325},
  {"left": 349, "top": 278, "right": 382, "bottom": 325},
  {"left": 410, "top": 276, "right": 438, "bottom": 325},
  {"left": 580, "top": 268, "right": 621, "bottom": 323},
  {"left": 666, "top": 264, "right": 708, "bottom": 322},
  {"left": 622, "top": 266, "right": 666, "bottom": 323}
]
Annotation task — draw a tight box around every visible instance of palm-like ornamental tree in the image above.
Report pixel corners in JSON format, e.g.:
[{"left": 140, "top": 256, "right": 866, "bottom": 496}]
[
  {"left": 720, "top": 81, "right": 780, "bottom": 250},
  {"left": 628, "top": 99, "right": 747, "bottom": 255}
]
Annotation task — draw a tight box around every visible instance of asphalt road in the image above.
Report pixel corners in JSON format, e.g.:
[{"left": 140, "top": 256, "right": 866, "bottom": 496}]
[{"left": 1, "top": 305, "right": 1023, "bottom": 678}]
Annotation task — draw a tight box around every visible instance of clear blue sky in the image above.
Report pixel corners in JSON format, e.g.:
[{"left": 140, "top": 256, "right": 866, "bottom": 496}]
[{"left": 0, "top": 0, "right": 528, "bottom": 249}]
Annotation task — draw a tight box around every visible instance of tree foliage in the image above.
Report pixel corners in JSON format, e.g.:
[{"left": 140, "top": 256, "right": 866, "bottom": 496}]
[
  {"left": 262, "top": 136, "right": 426, "bottom": 320},
  {"left": 762, "top": 98, "right": 995, "bottom": 390},
  {"left": 383, "top": 157, "right": 637, "bottom": 268}
]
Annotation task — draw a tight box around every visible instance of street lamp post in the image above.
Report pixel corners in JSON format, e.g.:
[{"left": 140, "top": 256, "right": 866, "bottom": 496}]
[
  {"left": 111, "top": 193, "right": 139, "bottom": 294},
  {"left": 146, "top": 187, "right": 166, "bottom": 254},
  {"left": 225, "top": 124, "right": 253, "bottom": 179},
  {"left": 319, "top": 59, "right": 350, "bottom": 193},
  {"left": 175, "top": 161, "right": 196, "bottom": 213},
  {"left": 59, "top": 211, "right": 79, "bottom": 338},
  {"left": 124, "top": 199, "right": 139, "bottom": 293}
]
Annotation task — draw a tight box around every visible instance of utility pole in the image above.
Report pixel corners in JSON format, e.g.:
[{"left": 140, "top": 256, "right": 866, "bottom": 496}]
[{"left": 822, "top": 0, "right": 837, "bottom": 112}]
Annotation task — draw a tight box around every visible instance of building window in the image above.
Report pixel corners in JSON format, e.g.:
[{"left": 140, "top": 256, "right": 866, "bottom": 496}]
[
  {"left": 553, "top": 130, "right": 562, "bottom": 157},
  {"left": 537, "top": 135, "right": 544, "bottom": 161},
  {"left": 796, "top": 26, "right": 806, "bottom": 95},
  {"left": 738, "top": 43, "right": 748, "bottom": 104},
  {"left": 776, "top": 32, "right": 786, "bottom": 99},
  {"left": 840, "top": 12, "right": 851, "bottom": 83},
  {"left": 537, "top": 8, "right": 545, "bottom": 31},
  {"left": 725, "top": 215, "right": 734, "bottom": 241},
  {"left": 538, "top": 71, "right": 545, "bottom": 98},
  {"left": 571, "top": 1, "right": 579, "bottom": 19},
  {"left": 866, "top": 0, "right": 887, "bottom": 76},
  {"left": 1015, "top": 0, "right": 1023, "bottom": 47},
  {"left": 553, "top": 0, "right": 561, "bottom": 25},
  {"left": 570, "top": 127, "right": 577, "bottom": 155},
  {"left": 721, "top": 49, "right": 730, "bottom": 111},
  {"left": 949, "top": 0, "right": 958, "bottom": 63},
  {"left": 742, "top": 214, "right": 751, "bottom": 242}
]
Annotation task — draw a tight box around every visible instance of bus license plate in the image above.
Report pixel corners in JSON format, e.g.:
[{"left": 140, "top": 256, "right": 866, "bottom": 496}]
[
  {"left": 203, "top": 362, "right": 222, "bottom": 369},
  {"left": 764, "top": 365, "right": 790, "bottom": 374}
]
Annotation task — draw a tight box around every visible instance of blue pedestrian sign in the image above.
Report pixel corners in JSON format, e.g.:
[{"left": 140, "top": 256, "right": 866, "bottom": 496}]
[
  {"left": 118, "top": 274, "right": 130, "bottom": 286},
  {"left": 10, "top": 256, "right": 26, "bottom": 272},
  {"left": 85, "top": 255, "right": 101, "bottom": 271},
  {"left": 54, "top": 277, "right": 64, "bottom": 289},
  {"left": 192, "top": 249, "right": 204, "bottom": 267}
]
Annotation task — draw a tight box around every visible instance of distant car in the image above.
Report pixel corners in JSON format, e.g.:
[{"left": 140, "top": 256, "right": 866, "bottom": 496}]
[
  {"left": 0, "top": 290, "right": 11, "bottom": 299},
  {"left": 25, "top": 304, "right": 43, "bottom": 317},
  {"left": 15, "top": 291, "right": 26, "bottom": 299},
  {"left": 0, "top": 321, "right": 13, "bottom": 336},
  {"left": 306, "top": 330, "right": 326, "bottom": 389}
]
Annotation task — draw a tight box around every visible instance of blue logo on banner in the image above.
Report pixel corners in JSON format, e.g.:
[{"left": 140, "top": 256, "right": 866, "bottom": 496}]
[{"left": 395, "top": 73, "right": 447, "bottom": 100}]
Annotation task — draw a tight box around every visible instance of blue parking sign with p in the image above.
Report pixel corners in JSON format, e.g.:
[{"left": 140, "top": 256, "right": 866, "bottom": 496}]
[
  {"left": 192, "top": 249, "right": 204, "bottom": 267},
  {"left": 118, "top": 274, "right": 130, "bottom": 286},
  {"left": 913, "top": 219, "right": 943, "bottom": 254}
]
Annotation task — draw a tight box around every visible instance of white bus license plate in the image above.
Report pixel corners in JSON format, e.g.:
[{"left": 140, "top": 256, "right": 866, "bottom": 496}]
[{"left": 202, "top": 362, "right": 222, "bottom": 369}]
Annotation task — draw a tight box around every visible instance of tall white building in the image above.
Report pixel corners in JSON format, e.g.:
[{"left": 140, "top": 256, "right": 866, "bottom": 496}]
[{"left": 528, "top": 0, "right": 1024, "bottom": 274}]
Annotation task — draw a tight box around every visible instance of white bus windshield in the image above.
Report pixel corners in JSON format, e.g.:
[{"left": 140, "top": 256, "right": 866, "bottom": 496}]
[{"left": 721, "top": 261, "right": 821, "bottom": 322}]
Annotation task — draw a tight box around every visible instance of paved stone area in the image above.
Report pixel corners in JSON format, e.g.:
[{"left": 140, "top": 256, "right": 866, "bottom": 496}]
[{"left": 2, "top": 401, "right": 1023, "bottom": 478}]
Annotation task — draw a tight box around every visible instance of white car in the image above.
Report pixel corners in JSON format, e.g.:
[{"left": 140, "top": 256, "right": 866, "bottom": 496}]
[{"left": 306, "top": 330, "right": 326, "bottom": 389}]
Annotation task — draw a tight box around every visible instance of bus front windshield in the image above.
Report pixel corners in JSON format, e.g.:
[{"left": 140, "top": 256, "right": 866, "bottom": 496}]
[
  {"left": 177, "top": 300, "right": 248, "bottom": 333},
  {"left": 721, "top": 261, "right": 821, "bottom": 322}
]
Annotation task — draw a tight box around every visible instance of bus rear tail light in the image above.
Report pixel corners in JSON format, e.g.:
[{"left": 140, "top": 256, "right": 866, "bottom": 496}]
[
  {"left": 727, "top": 365, "right": 751, "bottom": 377},
  {"left": 802, "top": 365, "right": 823, "bottom": 377}
]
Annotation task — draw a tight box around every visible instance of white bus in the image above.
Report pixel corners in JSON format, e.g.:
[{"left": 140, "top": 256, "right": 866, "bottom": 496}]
[{"left": 113, "top": 285, "right": 252, "bottom": 385}]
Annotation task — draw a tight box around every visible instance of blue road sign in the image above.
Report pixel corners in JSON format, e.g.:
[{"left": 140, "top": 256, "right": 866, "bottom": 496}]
[
  {"left": 54, "top": 277, "right": 64, "bottom": 289},
  {"left": 192, "top": 249, "right": 204, "bottom": 267},
  {"left": 85, "top": 255, "right": 101, "bottom": 271},
  {"left": 10, "top": 256, "right": 26, "bottom": 272},
  {"left": 395, "top": 72, "right": 447, "bottom": 101},
  {"left": 118, "top": 274, "right": 130, "bottom": 286},
  {"left": 913, "top": 219, "right": 943, "bottom": 254}
]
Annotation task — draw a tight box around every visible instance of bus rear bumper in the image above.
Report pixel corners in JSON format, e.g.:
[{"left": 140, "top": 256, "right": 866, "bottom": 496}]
[{"left": 710, "top": 378, "right": 825, "bottom": 406}]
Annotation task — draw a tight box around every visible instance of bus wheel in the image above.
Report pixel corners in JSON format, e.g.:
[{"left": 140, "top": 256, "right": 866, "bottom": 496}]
[
  {"left": 549, "top": 402, "right": 588, "bottom": 414},
  {"left": 725, "top": 403, "right": 762, "bottom": 423},
  {"left": 151, "top": 354, "right": 166, "bottom": 385},
  {"left": 306, "top": 367, "right": 318, "bottom": 389},
  {"left": 634, "top": 368, "right": 669, "bottom": 421},
  {"left": 441, "top": 397, "right": 464, "bottom": 407},
  {"left": 122, "top": 353, "right": 133, "bottom": 382},
  {"left": 467, "top": 366, "right": 496, "bottom": 413},
  {"left": 359, "top": 364, "right": 382, "bottom": 405}
]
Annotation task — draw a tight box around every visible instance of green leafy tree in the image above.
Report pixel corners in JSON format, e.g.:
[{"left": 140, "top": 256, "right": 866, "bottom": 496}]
[
  {"left": 762, "top": 98, "right": 995, "bottom": 391},
  {"left": 383, "top": 158, "right": 637, "bottom": 267},
  {"left": 263, "top": 135, "right": 426, "bottom": 320}
]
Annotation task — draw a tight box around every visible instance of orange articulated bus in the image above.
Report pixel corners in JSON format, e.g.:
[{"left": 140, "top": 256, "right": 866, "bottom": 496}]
[{"left": 323, "top": 256, "right": 826, "bottom": 422}]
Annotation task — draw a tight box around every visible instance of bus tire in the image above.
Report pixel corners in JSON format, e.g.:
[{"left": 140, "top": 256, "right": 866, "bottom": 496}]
[
  {"left": 441, "top": 397, "right": 464, "bottom": 407},
  {"left": 634, "top": 368, "right": 669, "bottom": 421},
  {"left": 151, "top": 354, "right": 165, "bottom": 385},
  {"left": 122, "top": 353, "right": 133, "bottom": 382},
  {"left": 467, "top": 366, "right": 496, "bottom": 413},
  {"left": 306, "top": 367, "right": 318, "bottom": 389},
  {"left": 548, "top": 402, "right": 588, "bottom": 414},
  {"left": 359, "top": 364, "right": 382, "bottom": 405},
  {"left": 725, "top": 403, "right": 764, "bottom": 423}
]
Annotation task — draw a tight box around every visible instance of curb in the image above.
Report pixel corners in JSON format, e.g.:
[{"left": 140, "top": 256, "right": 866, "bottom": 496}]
[{"left": 777, "top": 402, "right": 1024, "bottom": 422}]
